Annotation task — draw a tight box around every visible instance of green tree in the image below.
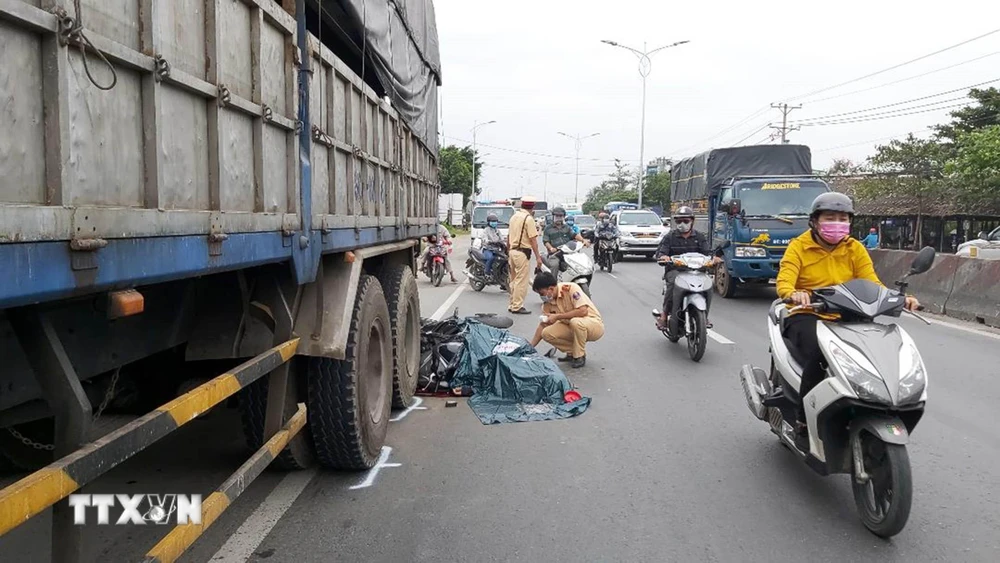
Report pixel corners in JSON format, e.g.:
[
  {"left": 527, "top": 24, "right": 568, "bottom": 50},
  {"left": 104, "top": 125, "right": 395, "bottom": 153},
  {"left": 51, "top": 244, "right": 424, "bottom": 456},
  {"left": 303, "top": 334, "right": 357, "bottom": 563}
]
[
  {"left": 934, "top": 87, "right": 1000, "bottom": 144},
  {"left": 438, "top": 145, "right": 482, "bottom": 204},
  {"left": 825, "top": 158, "right": 862, "bottom": 176},
  {"left": 582, "top": 159, "right": 638, "bottom": 214},
  {"left": 642, "top": 172, "right": 672, "bottom": 209},
  {"left": 945, "top": 124, "right": 1000, "bottom": 202}
]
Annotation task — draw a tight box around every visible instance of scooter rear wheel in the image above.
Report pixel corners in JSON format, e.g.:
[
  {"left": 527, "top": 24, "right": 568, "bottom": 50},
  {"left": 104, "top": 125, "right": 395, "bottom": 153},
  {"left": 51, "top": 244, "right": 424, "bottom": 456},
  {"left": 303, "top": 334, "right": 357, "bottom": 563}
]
[{"left": 851, "top": 432, "right": 913, "bottom": 538}]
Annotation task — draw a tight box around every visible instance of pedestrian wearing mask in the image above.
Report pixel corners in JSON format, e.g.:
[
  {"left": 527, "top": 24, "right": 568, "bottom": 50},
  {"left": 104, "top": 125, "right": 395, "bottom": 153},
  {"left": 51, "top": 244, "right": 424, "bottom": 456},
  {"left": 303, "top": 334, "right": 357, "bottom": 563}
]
[{"left": 529, "top": 271, "right": 605, "bottom": 368}]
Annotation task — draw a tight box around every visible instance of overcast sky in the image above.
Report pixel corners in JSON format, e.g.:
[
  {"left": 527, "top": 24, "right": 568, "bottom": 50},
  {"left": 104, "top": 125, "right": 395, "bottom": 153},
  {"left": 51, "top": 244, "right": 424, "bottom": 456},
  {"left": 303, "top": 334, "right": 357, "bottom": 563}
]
[{"left": 434, "top": 0, "right": 1000, "bottom": 204}]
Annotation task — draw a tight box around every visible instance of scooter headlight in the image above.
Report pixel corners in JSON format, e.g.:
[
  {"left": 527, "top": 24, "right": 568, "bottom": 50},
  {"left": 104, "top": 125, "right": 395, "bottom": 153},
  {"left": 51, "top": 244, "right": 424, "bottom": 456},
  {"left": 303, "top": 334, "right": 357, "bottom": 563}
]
[
  {"left": 828, "top": 341, "right": 891, "bottom": 404},
  {"left": 897, "top": 341, "right": 927, "bottom": 405}
]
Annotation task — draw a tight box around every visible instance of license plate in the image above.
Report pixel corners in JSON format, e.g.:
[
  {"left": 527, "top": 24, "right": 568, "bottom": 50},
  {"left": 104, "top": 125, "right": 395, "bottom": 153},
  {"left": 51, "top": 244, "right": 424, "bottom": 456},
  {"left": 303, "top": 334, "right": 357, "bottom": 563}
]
[{"left": 637, "top": 234, "right": 657, "bottom": 238}]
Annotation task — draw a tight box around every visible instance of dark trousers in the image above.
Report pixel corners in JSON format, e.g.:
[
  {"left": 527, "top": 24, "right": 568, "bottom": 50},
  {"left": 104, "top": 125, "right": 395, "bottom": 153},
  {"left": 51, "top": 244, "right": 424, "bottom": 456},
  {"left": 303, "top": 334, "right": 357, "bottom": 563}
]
[
  {"left": 782, "top": 314, "right": 825, "bottom": 405},
  {"left": 662, "top": 271, "right": 713, "bottom": 316}
]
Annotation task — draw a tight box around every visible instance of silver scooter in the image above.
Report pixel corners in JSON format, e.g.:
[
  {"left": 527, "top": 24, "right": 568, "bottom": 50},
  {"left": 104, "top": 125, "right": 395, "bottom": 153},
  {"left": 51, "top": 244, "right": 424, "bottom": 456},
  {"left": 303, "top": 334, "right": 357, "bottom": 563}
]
[
  {"left": 650, "top": 252, "right": 715, "bottom": 361},
  {"left": 739, "top": 246, "right": 935, "bottom": 538},
  {"left": 544, "top": 241, "right": 595, "bottom": 297}
]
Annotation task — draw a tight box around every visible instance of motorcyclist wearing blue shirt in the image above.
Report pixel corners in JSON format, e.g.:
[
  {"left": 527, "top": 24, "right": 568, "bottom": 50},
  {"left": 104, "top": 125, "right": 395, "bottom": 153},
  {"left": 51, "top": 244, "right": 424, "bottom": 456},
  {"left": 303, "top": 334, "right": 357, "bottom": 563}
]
[{"left": 481, "top": 213, "right": 504, "bottom": 277}]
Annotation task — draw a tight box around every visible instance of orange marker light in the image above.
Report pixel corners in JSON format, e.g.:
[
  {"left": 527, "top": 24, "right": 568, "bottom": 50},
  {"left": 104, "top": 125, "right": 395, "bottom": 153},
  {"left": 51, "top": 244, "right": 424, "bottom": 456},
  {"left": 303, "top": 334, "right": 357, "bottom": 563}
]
[
  {"left": 345, "top": 251, "right": 356, "bottom": 263},
  {"left": 108, "top": 289, "right": 144, "bottom": 319}
]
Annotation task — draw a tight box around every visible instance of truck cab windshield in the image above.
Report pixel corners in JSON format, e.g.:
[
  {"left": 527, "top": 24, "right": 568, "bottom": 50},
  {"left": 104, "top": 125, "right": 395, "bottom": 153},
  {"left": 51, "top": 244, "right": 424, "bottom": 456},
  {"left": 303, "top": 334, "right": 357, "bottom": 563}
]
[{"left": 734, "top": 180, "right": 830, "bottom": 217}]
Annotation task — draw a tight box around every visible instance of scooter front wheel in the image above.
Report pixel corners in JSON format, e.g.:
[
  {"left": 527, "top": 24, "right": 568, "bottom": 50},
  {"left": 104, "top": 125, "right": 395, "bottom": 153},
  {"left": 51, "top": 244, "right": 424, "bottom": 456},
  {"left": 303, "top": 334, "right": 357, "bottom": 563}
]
[
  {"left": 687, "top": 308, "right": 708, "bottom": 362},
  {"left": 851, "top": 432, "right": 913, "bottom": 538}
]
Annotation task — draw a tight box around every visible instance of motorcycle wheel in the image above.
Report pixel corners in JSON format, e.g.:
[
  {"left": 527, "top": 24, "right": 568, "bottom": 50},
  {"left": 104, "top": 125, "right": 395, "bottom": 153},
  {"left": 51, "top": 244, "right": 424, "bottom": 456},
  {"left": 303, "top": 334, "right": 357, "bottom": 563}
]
[
  {"left": 432, "top": 263, "right": 444, "bottom": 287},
  {"left": 687, "top": 308, "right": 708, "bottom": 362},
  {"left": 852, "top": 432, "right": 913, "bottom": 538},
  {"left": 470, "top": 278, "right": 486, "bottom": 292},
  {"left": 578, "top": 282, "right": 591, "bottom": 298},
  {"left": 606, "top": 253, "right": 614, "bottom": 273}
]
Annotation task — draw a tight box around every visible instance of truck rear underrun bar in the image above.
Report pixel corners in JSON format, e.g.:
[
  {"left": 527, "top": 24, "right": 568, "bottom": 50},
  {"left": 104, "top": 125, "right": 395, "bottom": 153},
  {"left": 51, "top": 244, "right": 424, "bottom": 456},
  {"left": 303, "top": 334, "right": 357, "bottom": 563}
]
[
  {"left": 0, "top": 339, "right": 299, "bottom": 537},
  {"left": 142, "top": 404, "right": 308, "bottom": 563}
]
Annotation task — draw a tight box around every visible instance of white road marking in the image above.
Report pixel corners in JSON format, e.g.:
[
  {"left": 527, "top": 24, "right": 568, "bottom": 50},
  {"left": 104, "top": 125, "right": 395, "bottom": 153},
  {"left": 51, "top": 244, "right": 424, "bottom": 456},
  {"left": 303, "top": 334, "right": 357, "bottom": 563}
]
[
  {"left": 707, "top": 329, "right": 735, "bottom": 345},
  {"left": 390, "top": 396, "right": 428, "bottom": 422},
  {"left": 608, "top": 273, "right": 619, "bottom": 279},
  {"left": 917, "top": 315, "right": 1000, "bottom": 341},
  {"left": 210, "top": 469, "right": 317, "bottom": 563},
  {"left": 430, "top": 283, "right": 467, "bottom": 321},
  {"left": 349, "top": 446, "right": 401, "bottom": 490}
]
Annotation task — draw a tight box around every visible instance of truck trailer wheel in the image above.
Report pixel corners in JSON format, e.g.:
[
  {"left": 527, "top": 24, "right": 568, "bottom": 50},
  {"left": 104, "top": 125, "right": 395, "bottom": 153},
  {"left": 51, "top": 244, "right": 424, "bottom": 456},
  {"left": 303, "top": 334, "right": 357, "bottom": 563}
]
[
  {"left": 307, "top": 275, "right": 393, "bottom": 470},
  {"left": 239, "top": 360, "right": 315, "bottom": 470},
  {"left": 377, "top": 265, "right": 421, "bottom": 408}
]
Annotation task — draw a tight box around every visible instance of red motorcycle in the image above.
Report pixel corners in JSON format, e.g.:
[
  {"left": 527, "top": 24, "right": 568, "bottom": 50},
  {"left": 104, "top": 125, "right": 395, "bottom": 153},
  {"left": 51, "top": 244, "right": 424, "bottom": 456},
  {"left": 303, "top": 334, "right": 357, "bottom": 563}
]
[{"left": 423, "top": 240, "right": 451, "bottom": 286}]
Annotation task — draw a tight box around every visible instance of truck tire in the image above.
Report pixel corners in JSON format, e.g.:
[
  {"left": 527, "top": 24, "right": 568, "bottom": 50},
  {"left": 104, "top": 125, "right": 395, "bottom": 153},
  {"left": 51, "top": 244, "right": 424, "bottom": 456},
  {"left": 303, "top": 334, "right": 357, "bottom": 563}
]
[
  {"left": 307, "top": 275, "right": 393, "bottom": 470},
  {"left": 239, "top": 361, "right": 315, "bottom": 470},
  {"left": 377, "top": 265, "right": 421, "bottom": 409},
  {"left": 715, "top": 263, "right": 738, "bottom": 298}
]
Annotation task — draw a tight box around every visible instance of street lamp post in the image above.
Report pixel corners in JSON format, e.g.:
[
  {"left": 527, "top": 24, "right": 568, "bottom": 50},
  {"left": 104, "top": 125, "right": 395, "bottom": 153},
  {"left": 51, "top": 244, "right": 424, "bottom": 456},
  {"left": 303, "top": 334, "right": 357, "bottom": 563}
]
[
  {"left": 557, "top": 132, "right": 600, "bottom": 204},
  {"left": 601, "top": 39, "right": 689, "bottom": 208},
  {"left": 471, "top": 120, "right": 497, "bottom": 199}
]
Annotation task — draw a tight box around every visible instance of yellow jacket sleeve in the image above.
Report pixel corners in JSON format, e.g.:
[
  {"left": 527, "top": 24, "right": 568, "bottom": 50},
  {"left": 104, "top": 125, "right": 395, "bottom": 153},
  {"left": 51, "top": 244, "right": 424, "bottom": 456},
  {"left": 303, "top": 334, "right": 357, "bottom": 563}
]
[
  {"left": 850, "top": 240, "right": 885, "bottom": 287},
  {"left": 776, "top": 240, "right": 803, "bottom": 299}
]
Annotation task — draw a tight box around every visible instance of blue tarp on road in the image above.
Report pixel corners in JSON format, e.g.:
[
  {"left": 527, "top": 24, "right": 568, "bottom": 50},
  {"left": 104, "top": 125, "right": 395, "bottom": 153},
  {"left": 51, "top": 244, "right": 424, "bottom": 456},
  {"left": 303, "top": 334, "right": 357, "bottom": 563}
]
[{"left": 452, "top": 320, "right": 591, "bottom": 425}]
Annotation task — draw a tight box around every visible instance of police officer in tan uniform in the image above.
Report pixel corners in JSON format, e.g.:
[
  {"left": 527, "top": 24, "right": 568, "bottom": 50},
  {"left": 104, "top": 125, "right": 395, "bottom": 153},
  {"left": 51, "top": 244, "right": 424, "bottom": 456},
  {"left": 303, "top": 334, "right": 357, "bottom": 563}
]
[
  {"left": 529, "top": 271, "right": 605, "bottom": 368},
  {"left": 507, "top": 196, "right": 544, "bottom": 314}
]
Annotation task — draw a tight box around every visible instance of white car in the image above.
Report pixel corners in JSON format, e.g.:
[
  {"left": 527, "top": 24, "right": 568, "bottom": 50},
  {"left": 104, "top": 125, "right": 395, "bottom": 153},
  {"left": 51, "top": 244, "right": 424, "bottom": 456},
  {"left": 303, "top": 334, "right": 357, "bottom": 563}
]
[
  {"left": 469, "top": 205, "right": 515, "bottom": 246},
  {"left": 611, "top": 209, "right": 668, "bottom": 260},
  {"left": 956, "top": 226, "right": 1000, "bottom": 260}
]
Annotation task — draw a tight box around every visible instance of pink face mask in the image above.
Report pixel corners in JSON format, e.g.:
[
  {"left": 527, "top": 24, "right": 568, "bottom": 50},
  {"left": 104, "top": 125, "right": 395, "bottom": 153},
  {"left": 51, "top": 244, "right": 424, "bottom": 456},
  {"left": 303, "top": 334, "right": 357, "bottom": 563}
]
[{"left": 818, "top": 221, "right": 850, "bottom": 244}]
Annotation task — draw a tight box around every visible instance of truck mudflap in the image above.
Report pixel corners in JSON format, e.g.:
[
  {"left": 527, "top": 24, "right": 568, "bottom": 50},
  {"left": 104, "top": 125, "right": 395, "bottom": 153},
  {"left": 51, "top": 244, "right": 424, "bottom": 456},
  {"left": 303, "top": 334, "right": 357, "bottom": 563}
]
[{"left": 0, "top": 339, "right": 302, "bottom": 562}]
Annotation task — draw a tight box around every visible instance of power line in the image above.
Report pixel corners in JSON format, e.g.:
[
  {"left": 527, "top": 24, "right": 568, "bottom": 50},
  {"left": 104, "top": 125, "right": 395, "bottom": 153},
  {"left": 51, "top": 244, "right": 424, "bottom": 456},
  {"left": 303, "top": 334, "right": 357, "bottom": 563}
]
[
  {"left": 482, "top": 162, "right": 610, "bottom": 177},
  {"left": 670, "top": 105, "right": 771, "bottom": 154},
  {"left": 440, "top": 134, "right": 638, "bottom": 164},
  {"left": 809, "top": 50, "right": 1000, "bottom": 104},
  {"left": 799, "top": 102, "right": 969, "bottom": 127},
  {"left": 733, "top": 123, "right": 771, "bottom": 145},
  {"left": 787, "top": 27, "right": 1000, "bottom": 101},
  {"left": 793, "top": 77, "right": 999, "bottom": 124},
  {"left": 795, "top": 96, "right": 968, "bottom": 125}
]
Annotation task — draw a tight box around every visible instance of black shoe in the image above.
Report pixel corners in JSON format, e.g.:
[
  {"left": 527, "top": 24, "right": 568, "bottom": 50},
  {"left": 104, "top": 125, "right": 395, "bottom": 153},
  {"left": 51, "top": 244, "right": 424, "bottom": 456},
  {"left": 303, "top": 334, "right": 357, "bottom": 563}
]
[
  {"left": 509, "top": 307, "right": 531, "bottom": 315},
  {"left": 557, "top": 354, "right": 573, "bottom": 362},
  {"left": 570, "top": 355, "right": 586, "bottom": 369}
]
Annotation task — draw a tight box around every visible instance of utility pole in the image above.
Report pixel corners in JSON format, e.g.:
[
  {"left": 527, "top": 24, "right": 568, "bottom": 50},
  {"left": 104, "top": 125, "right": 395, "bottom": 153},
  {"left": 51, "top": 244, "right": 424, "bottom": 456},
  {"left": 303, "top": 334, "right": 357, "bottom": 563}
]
[{"left": 769, "top": 103, "right": 801, "bottom": 143}]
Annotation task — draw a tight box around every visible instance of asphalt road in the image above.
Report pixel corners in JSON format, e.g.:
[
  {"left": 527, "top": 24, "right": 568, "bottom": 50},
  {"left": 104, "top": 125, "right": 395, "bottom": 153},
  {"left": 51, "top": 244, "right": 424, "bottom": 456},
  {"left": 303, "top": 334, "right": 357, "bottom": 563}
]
[{"left": 3, "top": 237, "right": 999, "bottom": 562}]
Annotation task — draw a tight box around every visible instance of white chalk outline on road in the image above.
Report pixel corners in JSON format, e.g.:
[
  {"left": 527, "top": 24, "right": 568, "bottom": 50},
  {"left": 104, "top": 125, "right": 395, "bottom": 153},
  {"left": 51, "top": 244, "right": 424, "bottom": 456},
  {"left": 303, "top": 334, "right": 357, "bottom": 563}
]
[
  {"left": 210, "top": 468, "right": 317, "bottom": 563},
  {"left": 349, "top": 446, "right": 401, "bottom": 490},
  {"left": 707, "top": 329, "right": 735, "bottom": 345},
  {"left": 430, "top": 282, "right": 467, "bottom": 321},
  {"left": 390, "top": 396, "right": 427, "bottom": 422}
]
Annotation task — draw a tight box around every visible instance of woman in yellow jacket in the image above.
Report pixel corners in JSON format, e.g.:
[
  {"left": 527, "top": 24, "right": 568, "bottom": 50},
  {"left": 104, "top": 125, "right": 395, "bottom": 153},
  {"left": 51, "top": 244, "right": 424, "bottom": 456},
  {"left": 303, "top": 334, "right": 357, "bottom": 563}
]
[{"left": 776, "top": 193, "right": 919, "bottom": 429}]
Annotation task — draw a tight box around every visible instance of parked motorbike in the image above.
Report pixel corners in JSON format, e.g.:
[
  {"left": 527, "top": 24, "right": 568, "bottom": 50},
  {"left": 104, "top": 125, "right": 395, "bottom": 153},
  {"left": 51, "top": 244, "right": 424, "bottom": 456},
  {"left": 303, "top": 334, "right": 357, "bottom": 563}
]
[
  {"left": 594, "top": 232, "right": 619, "bottom": 273},
  {"left": 465, "top": 243, "right": 510, "bottom": 292},
  {"left": 651, "top": 252, "right": 718, "bottom": 362},
  {"left": 739, "top": 246, "right": 935, "bottom": 538},
  {"left": 544, "top": 241, "right": 595, "bottom": 297},
  {"left": 423, "top": 240, "right": 451, "bottom": 287}
]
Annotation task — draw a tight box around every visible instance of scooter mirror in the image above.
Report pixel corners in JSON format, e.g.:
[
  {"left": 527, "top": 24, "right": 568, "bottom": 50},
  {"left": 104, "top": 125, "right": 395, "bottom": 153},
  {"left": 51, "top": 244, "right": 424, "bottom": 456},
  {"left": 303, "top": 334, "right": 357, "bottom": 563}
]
[{"left": 909, "top": 246, "right": 936, "bottom": 275}]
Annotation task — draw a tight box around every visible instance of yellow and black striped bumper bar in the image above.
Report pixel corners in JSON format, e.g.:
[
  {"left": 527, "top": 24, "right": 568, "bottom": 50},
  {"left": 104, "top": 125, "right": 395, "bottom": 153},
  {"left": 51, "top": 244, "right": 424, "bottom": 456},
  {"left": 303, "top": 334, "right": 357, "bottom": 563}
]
[
  {"left": 0, "top": 338, "right": 299, "bottom": 537},
  {"left": 142, "top": 403, "right": 308, "bottom": 563}
]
